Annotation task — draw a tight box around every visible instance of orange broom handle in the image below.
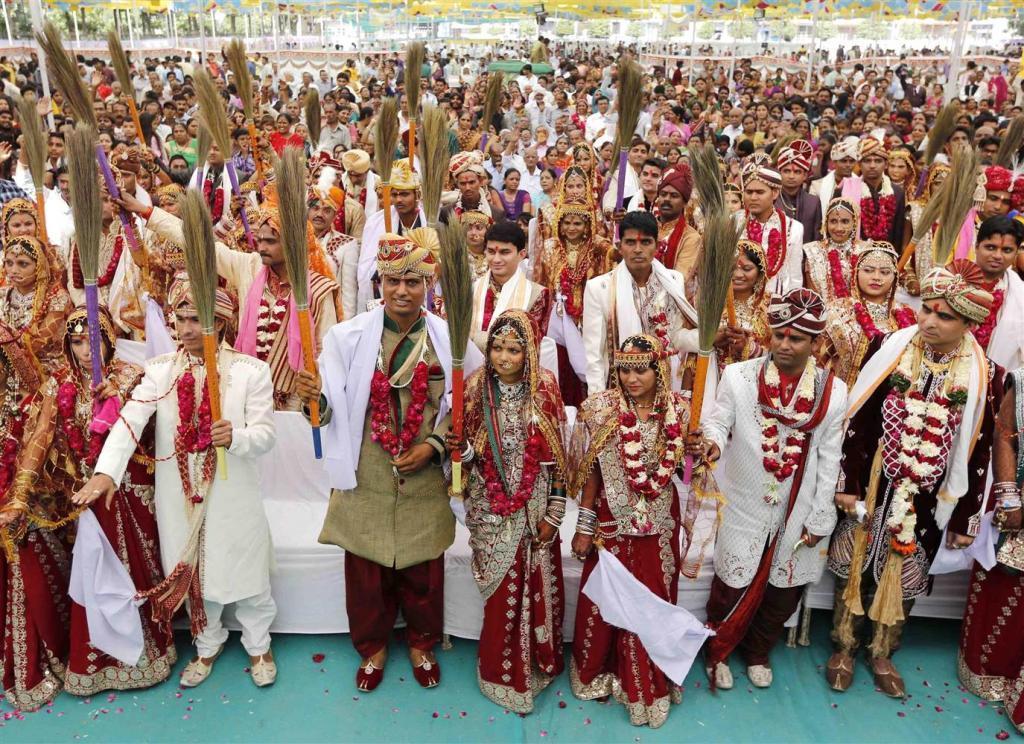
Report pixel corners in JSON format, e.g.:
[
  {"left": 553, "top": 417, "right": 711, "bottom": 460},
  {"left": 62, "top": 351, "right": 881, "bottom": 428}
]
[
  {"left": 202, "top": 333, "right": 228, "bottom": 479},
  {"left": 896, "top": 238, "right": 918, "bottom": 273},
  {"left": 726, "top": 286, "right": 737, "bottom": 327},
  {"left": 297, "top": 306, "right": 323, "bottom": 458},
  {"left": 407, "top": 120, "right": 417, "bottom": 169},
  {"left": 247, "top": 122, "right": 264, "bottom": 185},
  {"left": 35, "top": 189, "right": 47, "bottom": 245},
  {"left": 126, "top": 96, "right": 145, "bottom": 148}
]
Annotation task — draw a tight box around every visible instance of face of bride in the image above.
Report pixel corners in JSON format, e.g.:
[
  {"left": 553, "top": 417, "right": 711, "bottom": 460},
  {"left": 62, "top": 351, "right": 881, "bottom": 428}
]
[
  {"left": 856, "top": 256, "right": 895, "bottom": 302},
  {"left": 826, "top": 208, "right": 855, "bottom": 244}
]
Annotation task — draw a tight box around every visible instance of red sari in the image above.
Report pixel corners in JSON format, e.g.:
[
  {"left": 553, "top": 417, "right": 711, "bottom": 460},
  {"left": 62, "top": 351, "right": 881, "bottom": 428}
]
[
  {"left": 56, "top": 358, "right": 177, "bottom": 694},
  {"left": 569, "top": 389, "right": 687, "bottom": 729}
]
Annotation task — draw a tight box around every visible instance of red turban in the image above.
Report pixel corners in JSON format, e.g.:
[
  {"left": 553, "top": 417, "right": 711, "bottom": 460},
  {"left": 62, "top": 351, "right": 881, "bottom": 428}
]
[
  {"left": 776, "top": 139, "right": 813, "bottom": 172},
  {"left": 767, "top": 288, "right": 826, "bottom": 336},
  {"left": 985, "top": 165, "right": 1012, "bottom": 193},
  {"left": 657, "top": 164, "right": 693, "bottom": 201}
]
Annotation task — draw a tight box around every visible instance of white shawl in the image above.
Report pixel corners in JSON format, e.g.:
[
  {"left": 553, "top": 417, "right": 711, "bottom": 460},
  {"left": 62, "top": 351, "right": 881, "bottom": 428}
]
[
  {"left": 988, "top": 270, "right": 1024, "bottom": 372},
  {"left": 471, "top": 269, "right": 531, "bottom": 334},
  {"left": 846, "top": 325, "right": 989, "bottom": 529},
  {"left": 318, "top": 306, "right": 483, "bottom": 490}
]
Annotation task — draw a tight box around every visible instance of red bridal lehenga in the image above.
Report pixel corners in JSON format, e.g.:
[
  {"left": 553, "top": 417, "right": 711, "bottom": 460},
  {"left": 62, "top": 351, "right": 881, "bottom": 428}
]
[
  {"left": 462, "top": 311, "right": 567, "bottom": 714},
  {"left": 958, "top": 368, "right": 1024, "bottom": 734}
]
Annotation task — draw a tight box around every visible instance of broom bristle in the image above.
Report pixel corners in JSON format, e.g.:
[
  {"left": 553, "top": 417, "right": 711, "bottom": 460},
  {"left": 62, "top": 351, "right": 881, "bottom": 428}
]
[
  {"left": 179, "top": 190, "right": 219, "bottom": 330},
  {"left": 305, "top": 88, "right": 321, "bottom": 151},
  {"left": 696, "top": 208, "right": 739, "bottom": 351},
  {"left": 436, "top": 223, "right": 473, "bottom": 364},
  {"left": 196, "top": 126, "right": 211, "bottom": 169},
  {"left": 375, "top": 97, "right": 400, "bottom": 182},
  {"left": 613, "top": 58, "right": 642, "bottom": 155},
  {"left": 106, "top": 32, "right": 135, "bottom": 107},
  {"left": 225, "top": 39, "right": 255, "bottom": 122},
  {"left": 932, "top": 147, "right": 979, "bottom": 266},
  {"left": 419, "top": 105, "right": 449, "bottom": 225},
  {"left": 405, "top": 42, "right": 425, "bottom": 119},
  {"left": 688, "top": 141, "right": 725, "bottom": 217},
  {"left": 911, "top": 172, "right": 949, "bottom": 244},
  {"left": 770, "top": 133, "right": 797, "bottom": 164},
  {"left": 37, "top": 22, "right": 95, "bottom": 126},
  {"left": 194, "top": 69, "right": 232, "bottom": 156},
  {"left": 277, "top": 146, "right": 310, "bottom": 308},
  {"left": 924, "top": 103, "right": 957, "bottom": 167},
  {"left": 996, "top": 115, "right": 1024, "bottom": 168},
  {"left": 66, "top": 124, "right": 103, "bottom": 280},
  {"left": 16, "top": 94, "right": 46, "bottom": 191},
  {"left": 480, "top": 71, "right": 504, "bottom": 138}
]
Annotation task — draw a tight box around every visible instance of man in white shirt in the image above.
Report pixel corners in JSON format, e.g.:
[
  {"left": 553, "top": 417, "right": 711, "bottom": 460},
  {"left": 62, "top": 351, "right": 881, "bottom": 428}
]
[
  {"left": 526, "top": 90, "right": 554, "bottom": 133},
  {"left": 516, "top": 64, "right": 539, "bottom": 92},
  {"left": 318, "top": 101, "right": 352, "bottom": 153},
  {"left": 720, "top": 107, "right": 744, "bottom": 146},
  {"left": 585, "top": 96, "right": 616, "bottom": 142}
]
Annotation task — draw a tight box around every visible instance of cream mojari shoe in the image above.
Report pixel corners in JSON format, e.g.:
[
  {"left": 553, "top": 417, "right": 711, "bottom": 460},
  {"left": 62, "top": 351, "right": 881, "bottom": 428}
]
[
  {"left": 747, "top": 664, "right": 774, "bottom": 688},
  {"left": 250, "top": 654, "right": 277, "bottom": 687},
  {"left": 180, "top": 647, "right": 224, "bottom": 688},
  {"left": 707, "top": 662, "right": 734, "bottom": 689}
]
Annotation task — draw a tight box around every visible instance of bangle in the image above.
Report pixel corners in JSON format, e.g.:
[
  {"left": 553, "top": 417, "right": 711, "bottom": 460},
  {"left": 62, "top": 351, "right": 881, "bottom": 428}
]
[
  {"left": 141, "top": 205, "right": 153, "bottom": 221},
  {"left": 543, "top": 514, "right": 562, "bottom": 529}
]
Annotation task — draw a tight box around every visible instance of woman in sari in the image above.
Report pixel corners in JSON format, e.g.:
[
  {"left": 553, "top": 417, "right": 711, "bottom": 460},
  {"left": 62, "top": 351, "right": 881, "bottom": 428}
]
[
  {"left": 571, "top": 142, "right": 605, "bottom": 207},
  {"left": 803, "top": 197, "right": 865, "bottom": 305},
  {"left": 569, "top": 334, "right": 689, "bottom": 728},
  {"left": 455, "top": 310, "right": 567, "bottom": 714},
  {"left": 903, "top": 162, "right": 950, "bottom": 298},
  {"left": 887, "top": 149, "right": 918, "bottom": 198},
  {"left": 59, "top": 306, "right": 177, "bottom": 695},
  {"left": 818, "top": 241, "right": 916, "bottom": 387},
  {"left": 455, "top": 111, "right": 482, "bottom": 152}
]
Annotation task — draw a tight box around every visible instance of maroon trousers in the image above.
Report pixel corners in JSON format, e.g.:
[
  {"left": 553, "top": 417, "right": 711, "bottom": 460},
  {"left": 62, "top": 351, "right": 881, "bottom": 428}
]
[
  {"left": 705, "top": 575, "right": 802, "bottom": 666},
  {"left": 345, "top": 553, "right": 445, "bottom": 658}
]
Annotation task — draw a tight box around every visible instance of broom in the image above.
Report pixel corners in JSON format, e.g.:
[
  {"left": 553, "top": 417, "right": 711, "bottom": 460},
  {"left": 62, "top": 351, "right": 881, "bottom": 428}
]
[
  {"left": 689, "top": 140, "right": 736, "bottom": 325},
  {"left": 419, "top": 105, "right": 449, "bottom": 225},
  {"left": 912, "top": 101, "right": 958, "bottom": 200},
  {"left": 107, "top": 32, "right": 144, "bottom": 146},
  {"left": 195, "top": 69, "right": 255, "bottom": 252},
  {"left": 611, "top": 58, "right": 642, "bottom": 219},
  {"left": 16, "top": 94, "right": 48, "bottom": 244},
  {"left": 931, "top": 148, "right": 979, "bottom": 266},
  {"left": 683, "top": 163, "right": 738, "bottom": 485},
  {"left": 226, "top": 38, "right": 264, "bottom": 187},
  {"left": 305, "top": 88, "right": 321, "bottom": 154},
  {"left": 66, "top": 124, "right": 105, "bottom": 390},
  {"left": 405, "top": 42, "right": 425, "bottom": 168},
  {"left": 996, "top": 115, "right": 1024, "bottom": 168},
  {"left": 895, "top": 169, "right": 949, "bottom": 272},
  {"left": 437, "top": 222, "right": 472, "bottom": 494},
  {"left": 375, "top": 97, "right": 400, "bottom": 232},
  {"left": 36, "top": 21, "right": 142, "bottom": 258},
  {"left": 479, "top": 71, "right": 504, "bottom": 153},
  {"left": 278, "top": 146, "right": 323, "bottom": 459},
  {"left": 180, "top": 189, "right": 228, "bottom": 480}
]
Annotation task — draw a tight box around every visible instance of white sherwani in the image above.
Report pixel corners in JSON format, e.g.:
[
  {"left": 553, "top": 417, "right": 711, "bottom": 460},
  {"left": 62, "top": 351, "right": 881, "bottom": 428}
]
[
  {"left": 94, "top": 347, "right": 277, "bottom": 604},
  {"left": 702, "top": 357, "right": 848, "bottom": 589},
  {"left": 581, "top": 260, "right": 698, "bottom": 393},
  {"left": 988, "top": 270, "right": 1024, "bottom": 372}
]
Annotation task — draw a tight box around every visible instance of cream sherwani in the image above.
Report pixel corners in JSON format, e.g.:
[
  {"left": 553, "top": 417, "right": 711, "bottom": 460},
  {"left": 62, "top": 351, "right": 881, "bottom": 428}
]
[
  {"left": 581, "top": 260, "right": 698, "bottom": 393},
  {"left": 94, "top": 347, "right": 277, "bottom": 605},
  {"left": 702, "top": 357, "right": 848, "bottom": 589}
]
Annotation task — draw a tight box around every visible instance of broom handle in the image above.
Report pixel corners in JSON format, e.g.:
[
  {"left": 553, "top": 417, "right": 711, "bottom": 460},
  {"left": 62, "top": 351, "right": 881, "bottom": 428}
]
[
  {"left": 34, "top": 188, "right": 47, "bottom": 245},
  {"left": 225, "top": 161, "right": 256, "bottom": 252},
  {"left": 202, "top": 332, "right": 228, "bottom": 480},
  {"left": 614, "top": 146, "right": 628, "bottom": 242},
  {"left": 382, "top": 183, "right": 393, "bottom": 233},
  {"left": 682, "top": 351, "right": 710, "bottom": 485},
  {"left": 479, "top": 132, "right": 488, "bottom": 154},
  {"left": 95, "top": 144, "right": 142, "bottom": 257},
  {"left": 450, "top": 365, "right": 465, "bottom": 494},
  {"left": 125, "top": 96, "right": 144, "bottom": 148},
  {"left": 83, "top": 283, "right": 104, "bottom": 388},
  {"left": 407, "top": 120, "right": 417, "bottom": 169},
  {"left": 896, "top": 238, "right": 917, "bottom": 273},
  {"left": 726, "top": 285, "right": 737, "bottom": 327},
  {"left": 247, "top": 123, "right": 264, "bottom": 186},
  {"left": 297, "top": 305, "right": 323, "bottom": 459}
]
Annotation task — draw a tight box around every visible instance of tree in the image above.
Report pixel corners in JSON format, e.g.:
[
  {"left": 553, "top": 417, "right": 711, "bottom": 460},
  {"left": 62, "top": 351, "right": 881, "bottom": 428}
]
[
  {"left": 771, "top": 18, "right": 797, "bottom": 41},
  {"left": 728, "top": 18, "right": 755, "bottom": 39},
  {"left": 697, "top": 21, "right": 715, "bottom": 40}
]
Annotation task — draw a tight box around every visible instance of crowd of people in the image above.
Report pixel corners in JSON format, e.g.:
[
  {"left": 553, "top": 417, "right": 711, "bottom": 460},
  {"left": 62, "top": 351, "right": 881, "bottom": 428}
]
[{"left": 0, "top": 30, "right": 1021, "bottom": 735}]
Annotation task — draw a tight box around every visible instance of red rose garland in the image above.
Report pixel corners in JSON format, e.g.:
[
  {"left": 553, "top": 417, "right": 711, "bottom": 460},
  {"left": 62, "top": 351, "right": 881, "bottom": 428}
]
[
  {"left": 860, "top": 194, "right": 896, "bottom": 241},
  {"left": 745, "top": 208, "right": 787, "bottom": 277},
  {"left": 893, "top": 306, "right": 917, "bottom": 328},
  {"left": 72, "top": 235, "right": 124, "bottom": 289},
  {"left": 255, "top": 296, "right": 289, "bottom": 361},
  {"left": 176, "top": 369, "right": 214, "bottom": 504},
  {"left": 369, "top": 362, "right": 430, "bottom": 456},
  {"left": 57, "top": 381, "right": 105, "bottom": 468},
  {"left": 759, "top": 360, "right": 816, "bottom": 504},
  {"left": 559, "top": 269, "right": 583, "bottom": 321},
  {"left": 971, "top": 288, "right": 1004, "bottom": 350},
  {"left": 482, "top": 428, "right": 545, "bottom": 517},
  {"left": 202, "top": 175, "right": 226, "bottom": 223},
  {"left": 827, "top": 248, "right": 851, "bottom": 298}
]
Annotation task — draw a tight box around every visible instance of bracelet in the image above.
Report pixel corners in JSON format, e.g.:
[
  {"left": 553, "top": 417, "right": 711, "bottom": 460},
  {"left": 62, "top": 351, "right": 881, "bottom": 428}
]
[
  {"left": 575, "top": 506, "right": 598, "bottom": 536},
  {"left": 543, "top": 514, "right": 562, "bottom": 529}
]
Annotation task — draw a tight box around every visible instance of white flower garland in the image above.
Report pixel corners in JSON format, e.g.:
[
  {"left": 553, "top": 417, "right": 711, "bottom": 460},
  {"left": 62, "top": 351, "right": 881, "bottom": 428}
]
[{"left": 760, "top": 357, "right": 818, "bottom": 505}]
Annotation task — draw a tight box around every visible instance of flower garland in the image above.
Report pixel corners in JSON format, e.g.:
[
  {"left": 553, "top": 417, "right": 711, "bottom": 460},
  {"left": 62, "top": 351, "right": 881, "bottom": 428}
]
[
  {"left": 971, "top": 288, "right": 1004, "bottom": 351},
  {"left": 0, "top": 398, "right": 26, "bottom": 497},
  {"left": 72, "top": 234, "right": 124, "bottom": 289},
  {"left": 369, "top": 362, "right": 430, "bottom": 456},
  {"left": 557, "top": 239, "right": 594, "bottom": 321},
  {"left": 860, "top": 193, "right": 897, "bottom": 241},
  {"left": 617, "top": 394, "right": 684, "bottom": 505},
  {"left": 57, "top": 381, "right": 104, "bottom": 468},
  {"left": 745, "top": 208, "right": 786, "bottom": 277},
  {"left": 883, "top": 339, "right": 970, "bottom": 555},
  {"left": 255, "top": 296, "right": 289, "bottom": 361},
  {"left": 202, "top": 172, "right": 225, "bottom": 223},
  {"left": 760, "top": 358, "right": 817, "bottom": 505},
  {"left": 647, "top": 310, "right": 673, "bottom": 355},
  {"left": 559, "top": 268, "right": 584, "bottom": 321},
  {"left": 826, "top": 247, "right": 851, "bottom": 298},
  {"left": 482, "top": 427, "right": 544, "bottom": 517},
  {"left": 175, "top": 368, "right": 214, "bottom": 505}
]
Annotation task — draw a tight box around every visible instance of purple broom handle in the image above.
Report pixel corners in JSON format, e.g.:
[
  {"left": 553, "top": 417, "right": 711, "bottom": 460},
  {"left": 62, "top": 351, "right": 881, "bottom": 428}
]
[
  {"left": 84, "top": 284, "right": 104, "bottom": 388},
  {"left": 94, "top": 145, "right": 142, "bottom": 255},
  {"left": 225, "top": 161, "right": 256, "bottom": 252},
  {"left": 614, "top": 147, "right": 628, "bottom": 242}
]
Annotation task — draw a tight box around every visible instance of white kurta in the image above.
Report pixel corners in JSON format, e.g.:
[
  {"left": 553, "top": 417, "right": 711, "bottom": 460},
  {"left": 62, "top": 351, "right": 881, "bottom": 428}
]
[
  {"left": 702, "top": 357, "right": 848, "bottom": 589},
  {"left": 988, "top": 270, "right": 1024, "bottom": 373},
  {"left": 94, "top": 347, "right": 277, "bottom": 605}
]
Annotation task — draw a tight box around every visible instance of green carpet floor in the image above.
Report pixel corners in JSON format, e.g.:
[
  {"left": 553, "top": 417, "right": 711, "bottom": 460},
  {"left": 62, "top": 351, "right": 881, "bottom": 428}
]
[{"left": 0, "top": 611, "right": 1015, "bottom": 743}]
